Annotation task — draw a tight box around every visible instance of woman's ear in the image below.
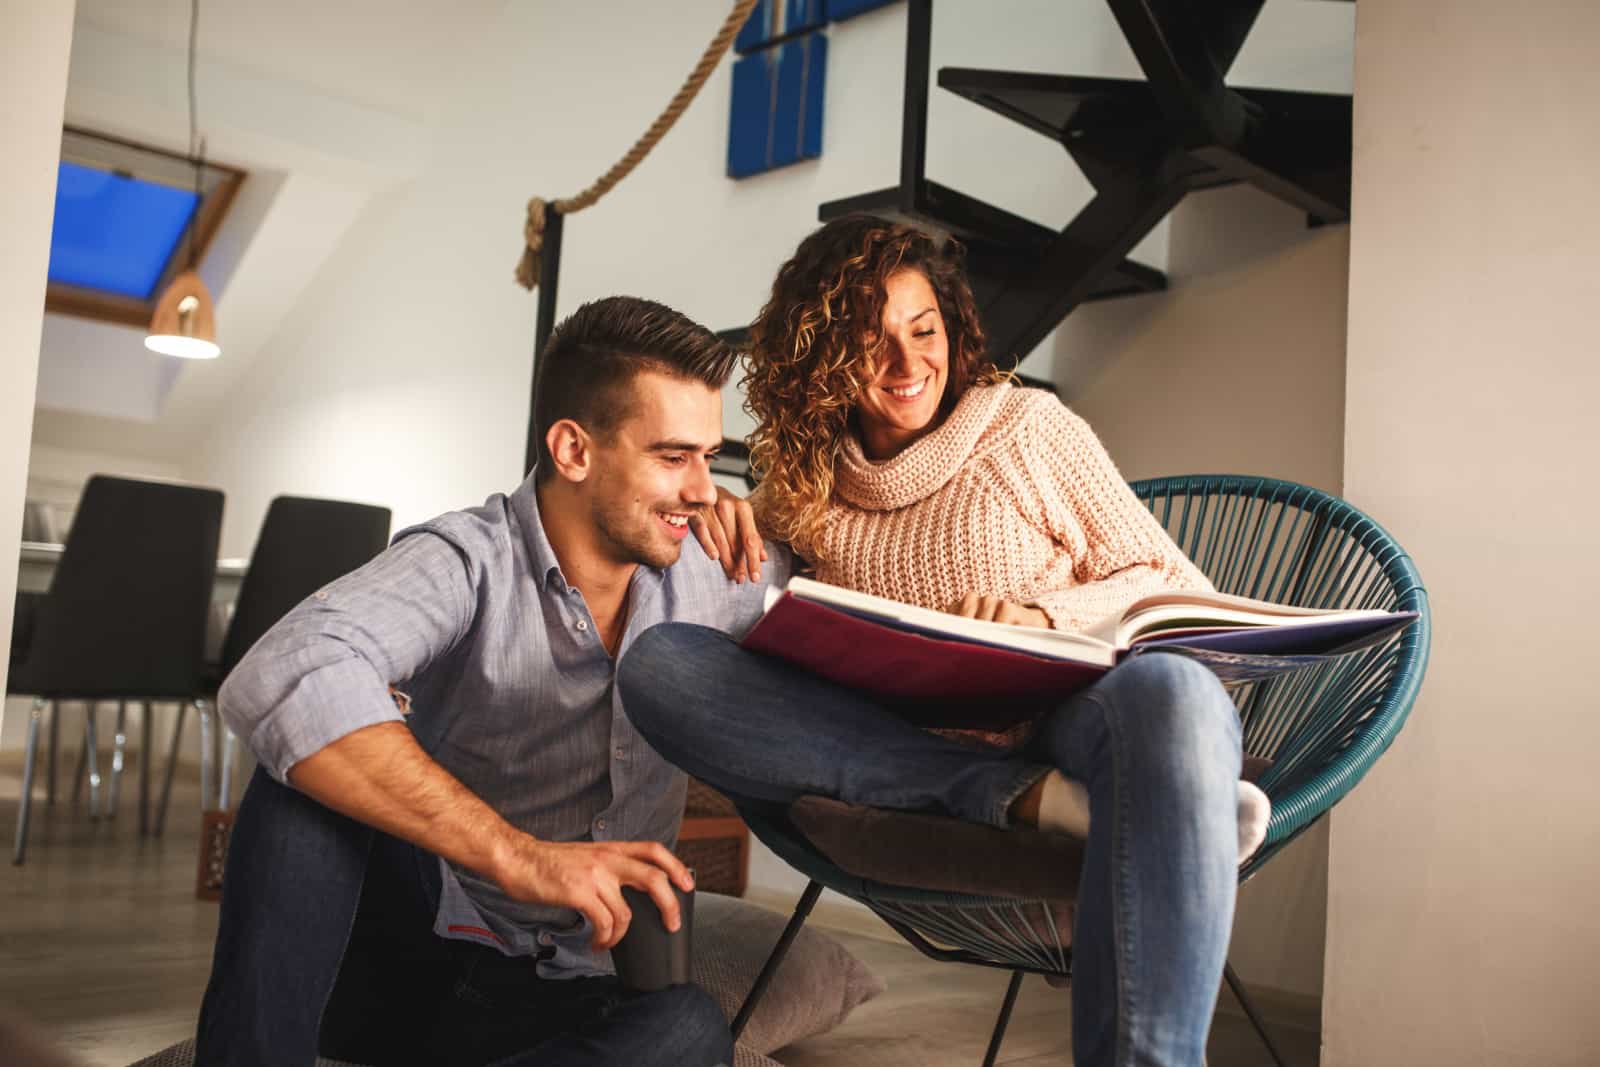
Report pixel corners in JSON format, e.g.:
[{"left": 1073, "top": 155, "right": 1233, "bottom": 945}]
[{"left": 544, "top": 419, "right": 594, "bottom": 484}]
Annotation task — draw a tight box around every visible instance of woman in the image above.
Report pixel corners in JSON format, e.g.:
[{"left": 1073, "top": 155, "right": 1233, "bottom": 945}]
[{"left": 621, "top": 217, "right": 1264, "bottom": 1067}]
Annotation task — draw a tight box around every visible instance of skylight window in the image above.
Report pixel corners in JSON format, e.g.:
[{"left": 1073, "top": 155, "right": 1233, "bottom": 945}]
[
  {"left": 45, "top": 127, "right": 245, "bottom": 327},
  {"left": 50, "top": 162, "right": 199, "bottom": 301}
]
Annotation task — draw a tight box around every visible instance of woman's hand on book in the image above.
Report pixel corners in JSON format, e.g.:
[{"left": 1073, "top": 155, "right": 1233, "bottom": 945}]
[
  {"left": 946, "top": 593, "right": 1051, "bottom": 629},
  {"left": 692, "top": 485, "right": 768, "bottom": 583}
]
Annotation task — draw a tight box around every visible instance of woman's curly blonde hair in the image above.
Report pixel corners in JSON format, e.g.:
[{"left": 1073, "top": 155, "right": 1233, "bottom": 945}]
[{"left": 744, "top": 216, "right": 1006, "bottom": 560}]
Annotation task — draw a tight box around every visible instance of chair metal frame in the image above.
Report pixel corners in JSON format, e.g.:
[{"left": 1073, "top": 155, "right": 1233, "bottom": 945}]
[{"left": 730, "top": 475, "right": 1431, "bottom": 1066}]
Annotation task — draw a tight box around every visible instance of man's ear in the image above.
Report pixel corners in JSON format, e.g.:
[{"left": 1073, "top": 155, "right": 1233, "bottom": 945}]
[{"left": 544, "top": 418, "right": 595, "bottom": 484}]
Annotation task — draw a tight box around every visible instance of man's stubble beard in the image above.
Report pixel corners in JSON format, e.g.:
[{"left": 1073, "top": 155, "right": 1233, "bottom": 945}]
[{"left": 589, "top": 482, "right": 682, "bottom": 571}]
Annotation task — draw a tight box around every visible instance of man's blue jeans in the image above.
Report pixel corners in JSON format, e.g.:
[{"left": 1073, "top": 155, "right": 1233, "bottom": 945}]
[
  {"left": 617, "top": 624, "right": 1241, "bottom": 1067},
  {"left": 195, "top": 767, "right": 734, "bottom": 1067}
]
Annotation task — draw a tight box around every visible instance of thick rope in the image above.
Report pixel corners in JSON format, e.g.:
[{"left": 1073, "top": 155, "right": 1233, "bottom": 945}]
[{"left": 516, "top": 0, "right": 761, "bottom": 290}]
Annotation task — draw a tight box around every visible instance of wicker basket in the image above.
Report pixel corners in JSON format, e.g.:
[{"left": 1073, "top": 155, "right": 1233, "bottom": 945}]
[
  {"left": 677, "top": 778, "right": 750, "bottom": 897},
  {"left": 196, "top": 810, "right": 233, "bottom": 900}
]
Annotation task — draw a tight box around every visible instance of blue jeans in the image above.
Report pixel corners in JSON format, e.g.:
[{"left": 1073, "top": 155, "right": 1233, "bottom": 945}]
[
  {"left": 196, "top": 767, "right": 733, "bottom": 1067},
  {"left": 617, "top": 625, "right": 1241, "bottom": 1067}
]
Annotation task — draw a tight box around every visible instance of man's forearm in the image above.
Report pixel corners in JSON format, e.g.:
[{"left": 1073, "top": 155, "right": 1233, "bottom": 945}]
[
  {"left": 287, "top": 721, "right": 521, "bottom": 885},
  {"left": 286, "top": 719, "right": 697, "bottom": 951}
]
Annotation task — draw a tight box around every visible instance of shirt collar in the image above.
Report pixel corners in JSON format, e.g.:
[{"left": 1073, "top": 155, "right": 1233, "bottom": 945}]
[
  {"left": 510, "top": 473, "right": 568, "bottom": 593},
  {"left": 509, "top": 472, "right": 671, "bottom": 598}
]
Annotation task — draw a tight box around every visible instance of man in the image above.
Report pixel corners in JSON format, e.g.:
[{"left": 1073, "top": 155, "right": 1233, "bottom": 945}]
[{"left": 197, "top": 297, "right": 784, "bottom": 1066}]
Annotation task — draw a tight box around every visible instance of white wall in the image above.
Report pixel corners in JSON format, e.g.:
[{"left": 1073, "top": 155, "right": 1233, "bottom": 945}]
[
  {"left": 1327, "top": 3, "right": 1600, "bottom": 1065},
  {"left": 1, "top": 2, "right": 77, "bottom": 733},
  {"left": 187, "top": 0, "right": 905, "bottom": 553},
  {"left": 186, "top": 0, "right": 1351, "bottom": 555}
]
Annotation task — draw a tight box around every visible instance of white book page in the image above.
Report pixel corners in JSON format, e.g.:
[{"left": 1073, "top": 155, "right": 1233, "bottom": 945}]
[{"left": 1109, "top": 590, "right": 1393, "bottom": 648}]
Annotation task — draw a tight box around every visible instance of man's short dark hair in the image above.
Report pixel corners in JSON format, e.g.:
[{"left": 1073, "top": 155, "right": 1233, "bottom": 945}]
[{"left": 533, "top": 296, "right": 736, "bottom": 479}]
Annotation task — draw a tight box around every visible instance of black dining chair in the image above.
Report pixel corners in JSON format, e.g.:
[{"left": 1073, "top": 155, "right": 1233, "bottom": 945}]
[
  {"left": 9, "top": 593, "right": 41, "bottom": 671},
  {"left": 8, "top": 475, "right": 223, "bottom": 864},
  {"left": 164, "top": 494, "right": 392, "bottom": 835}
]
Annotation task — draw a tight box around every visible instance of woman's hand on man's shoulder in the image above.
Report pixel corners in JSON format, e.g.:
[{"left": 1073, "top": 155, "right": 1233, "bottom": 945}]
[{"left": 691, "top": 485, "right": 768, "bottom": 584}]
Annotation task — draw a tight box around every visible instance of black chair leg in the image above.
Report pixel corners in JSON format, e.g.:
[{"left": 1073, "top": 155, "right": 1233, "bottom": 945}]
[
  {"left": 138, "top": 701, "right": 152, "bottom": 836},
  {"left": 732, "top": 880, "right": 824, "bottom": 1040},
  {"left": 70, "top": 706, "right": 87, "bottom": 812},
  {"left": 13, "top": 699, "right": 46, "bottom": 865},
  {"left": 982, "top": 970, "right": 1025, "bottom": 1067},
  {"left": 1224, "top": 960, "right": 1290, "bottom": 1067},
  {"left": 45, "top": 702, "right": 59, "bottom": 806},
  {"left": 155, "top": 700, "right": 189, "bottom": 836}
]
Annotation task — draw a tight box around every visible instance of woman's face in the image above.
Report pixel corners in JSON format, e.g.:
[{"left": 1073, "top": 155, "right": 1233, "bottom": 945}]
[{"left": 855, "top": 268, "right": 950, "bottom": 459}]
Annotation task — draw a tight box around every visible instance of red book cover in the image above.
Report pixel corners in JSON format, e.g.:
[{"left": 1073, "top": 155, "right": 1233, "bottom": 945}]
[{"left": 739, "top": 593, "right": 1107, "bottom": 731}]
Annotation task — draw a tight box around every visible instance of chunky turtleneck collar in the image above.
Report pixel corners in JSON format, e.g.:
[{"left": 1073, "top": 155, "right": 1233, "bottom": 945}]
[{"left": 834, "top": 382, "right": 1015, "bottom": 511}]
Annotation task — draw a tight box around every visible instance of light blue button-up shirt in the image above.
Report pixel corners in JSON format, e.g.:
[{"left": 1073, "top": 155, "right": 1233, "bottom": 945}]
[{"left": 219, "top": 474, "right": 786, "bottom": 976}]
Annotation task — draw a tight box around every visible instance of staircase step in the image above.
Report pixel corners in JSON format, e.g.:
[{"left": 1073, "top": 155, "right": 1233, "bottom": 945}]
[
  {"left": 939, "top": 65, "right": 1352, "bottom": 219},
  {"left": 939, "top": 68, "right": 1162, "bottom": 147},
  {"left": 817, "top": 180, "right": 1163, "bottom": 304},
  {"left": 819, "top": 179, "right": 1053, "bottom": 251},
  {"left": 940, "top": 66, "right": 1350, "bottom": 148}
]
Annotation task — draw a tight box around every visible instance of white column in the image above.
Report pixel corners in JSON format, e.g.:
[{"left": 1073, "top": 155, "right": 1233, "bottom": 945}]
[
  {"left": 0, "top": 1, "right": 77, "bottom": 727},
  {"left": 1330, "top": 2, "right": 1600, "bottom": 1063}
]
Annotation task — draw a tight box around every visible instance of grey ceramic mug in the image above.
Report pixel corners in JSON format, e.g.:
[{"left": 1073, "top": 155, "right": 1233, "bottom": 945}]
[{"left": 610, "top": 877, "right": 695, "bottom": 993}]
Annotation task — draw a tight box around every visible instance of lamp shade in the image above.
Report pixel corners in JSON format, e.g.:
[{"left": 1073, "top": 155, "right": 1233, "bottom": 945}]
[{"left": 144, "top": 269, "right": 220, "bottom": 359}]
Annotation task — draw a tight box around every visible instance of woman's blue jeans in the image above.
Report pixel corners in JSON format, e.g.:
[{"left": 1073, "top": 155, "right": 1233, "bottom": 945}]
[{"left": 618, "top": 624, "right": 1242, "bottom": 1067}]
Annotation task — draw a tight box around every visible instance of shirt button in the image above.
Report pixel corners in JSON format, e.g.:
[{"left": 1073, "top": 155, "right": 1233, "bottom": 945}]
[
  {"left": 615, "top": 747, "right": 625, "bottom": 759},
  {"left": 595, "top": 818, "right": 607, "bottom": 832},
  {"left": 576, "top": 619, "right": 589, "bottom": 632}
]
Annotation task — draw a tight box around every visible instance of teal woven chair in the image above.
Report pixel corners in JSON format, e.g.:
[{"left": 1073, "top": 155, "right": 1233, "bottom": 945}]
[{"left": 730, "top": 475, "right": 1431, "bottom": 1066}]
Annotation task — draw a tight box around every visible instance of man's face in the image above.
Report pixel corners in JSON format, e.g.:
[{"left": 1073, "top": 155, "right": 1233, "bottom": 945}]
[{"left": 586, "top": 370, "right": 723, "bottom": 569}]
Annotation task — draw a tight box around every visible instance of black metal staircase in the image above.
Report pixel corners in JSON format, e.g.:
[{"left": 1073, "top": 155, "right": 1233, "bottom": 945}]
[
  {"left": 809, "top": 0, "right": 1352, "bottom": 370},
  {"left": 531, "top": 0, "right": 1353, "bottom": 482}
]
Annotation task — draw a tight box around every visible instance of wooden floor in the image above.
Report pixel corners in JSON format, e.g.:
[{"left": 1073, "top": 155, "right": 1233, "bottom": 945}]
[{"left": 0, "top": 755, "right": 1318, "bottom": 1066}]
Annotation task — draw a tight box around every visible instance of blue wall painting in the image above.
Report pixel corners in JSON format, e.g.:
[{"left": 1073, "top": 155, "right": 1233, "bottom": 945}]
[
  {"left": 822, "top": 0, "right": 898, "bottom": 22},
  {"left": 728, "top": 33, "right": 828, "bottom": 178},
  {"left": 727, "top": 0, "right": 899, "bottom": 179},
  {"left": 734, "top": 0, "right": 825, "bottom": 54}
]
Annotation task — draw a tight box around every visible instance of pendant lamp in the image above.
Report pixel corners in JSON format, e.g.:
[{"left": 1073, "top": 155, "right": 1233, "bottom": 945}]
[
  {"left": 145, "top": 0, "right": 220, "bottom": 360},
  {"left": 145, "top": 268, "right": 219, "bottom": 359}
]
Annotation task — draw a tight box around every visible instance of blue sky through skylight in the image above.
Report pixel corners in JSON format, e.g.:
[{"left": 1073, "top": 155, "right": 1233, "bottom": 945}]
[{"left": 48, "top": 161, "right": 199, "bottom": 301}]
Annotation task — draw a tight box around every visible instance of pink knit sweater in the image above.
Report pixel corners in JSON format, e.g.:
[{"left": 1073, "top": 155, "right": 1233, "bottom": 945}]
[{"left": 811, "top": 382, "right": 1211, "bottom": 632}]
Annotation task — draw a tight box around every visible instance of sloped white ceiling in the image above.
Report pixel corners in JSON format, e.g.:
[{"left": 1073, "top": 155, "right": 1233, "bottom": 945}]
[{"left": 36, "top": 0, "right": 500, "bottom": 456}]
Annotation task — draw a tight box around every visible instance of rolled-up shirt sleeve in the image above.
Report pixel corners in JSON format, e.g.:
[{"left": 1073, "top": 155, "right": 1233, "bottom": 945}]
[{"left": 218, "top": 531, "right": 476, "bottom": 782}]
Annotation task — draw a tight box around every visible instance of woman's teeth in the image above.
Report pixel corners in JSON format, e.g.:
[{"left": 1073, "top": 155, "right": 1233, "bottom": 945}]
[{"left": 886, "top": 379, "right": 926, "bottom": 399}]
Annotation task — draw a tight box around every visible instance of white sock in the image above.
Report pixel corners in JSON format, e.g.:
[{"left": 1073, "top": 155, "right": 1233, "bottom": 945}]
[
  {"left": 1034, "top": 770, "right": 1091, "bottom": 838},
  {"left": 1030, "top": 771, "right": 1272, "bottom": 866},
  {"left": 1237, "top": 780, "right": 1270, "bottom": 865}
]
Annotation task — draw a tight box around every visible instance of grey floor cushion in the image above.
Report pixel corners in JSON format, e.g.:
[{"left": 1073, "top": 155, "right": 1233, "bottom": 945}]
[
  {"left": 124, "top": 892, "right": 881, "bottom": 1067},
  {"left": 694, "top": 891, "right": 885, "bottom": 1055}
]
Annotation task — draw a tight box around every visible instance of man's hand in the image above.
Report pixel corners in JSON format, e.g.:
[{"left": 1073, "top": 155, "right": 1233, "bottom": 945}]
[
  {"left": 691, "top": 485, "right": 767, "bottom": 583},
  {"left": 492, "top": 836, "right": 696, "bottom": 951},
  {"left": 287, "top": 723, "right": 694, "bottom": 954},
  {"left": 946, "top": 593, "right": 1051, "bottom": 629}
]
